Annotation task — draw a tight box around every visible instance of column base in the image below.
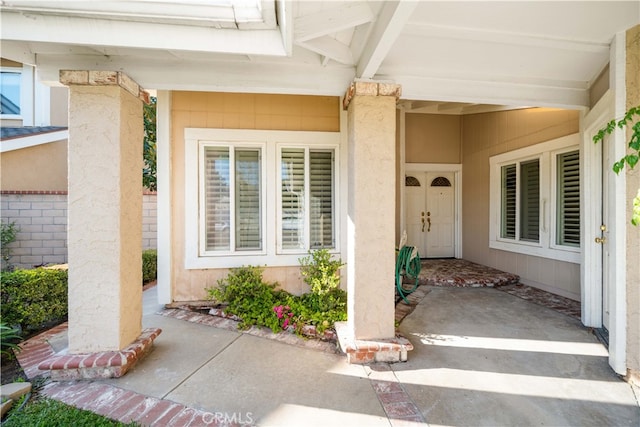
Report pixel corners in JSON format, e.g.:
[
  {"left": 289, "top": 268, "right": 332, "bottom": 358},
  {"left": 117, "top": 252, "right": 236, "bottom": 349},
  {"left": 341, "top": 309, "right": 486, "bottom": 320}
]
[
  {"left": 334, "top": 322, "right": 413, "bottom": 364},
  {"left": 38, "top": 328, "right": 161, "bottom": 380}
]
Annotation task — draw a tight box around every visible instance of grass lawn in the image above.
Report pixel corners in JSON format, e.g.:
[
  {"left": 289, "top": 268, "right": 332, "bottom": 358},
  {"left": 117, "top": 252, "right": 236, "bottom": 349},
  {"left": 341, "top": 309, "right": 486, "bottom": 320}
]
[{"left": 3, "top": 397, "right": 137, "bottom": 427}]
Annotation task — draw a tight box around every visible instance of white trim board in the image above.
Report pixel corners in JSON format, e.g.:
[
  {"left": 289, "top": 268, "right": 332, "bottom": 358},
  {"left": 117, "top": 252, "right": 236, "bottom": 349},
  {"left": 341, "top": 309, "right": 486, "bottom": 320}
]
[{"left": 0, "top": 130, "right": 68, "bottom": 153}]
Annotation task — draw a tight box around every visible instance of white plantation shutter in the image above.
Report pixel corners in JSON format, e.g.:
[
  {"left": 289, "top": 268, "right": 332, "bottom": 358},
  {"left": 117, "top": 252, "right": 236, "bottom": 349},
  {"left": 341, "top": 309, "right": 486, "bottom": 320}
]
[
  {"left": 501, "top": 164, "right": 516, "bottom": 239},
  {"left": 235, "top": 149, "right": 261, "bottom": 250},
  {"left": 557, "top": 150, "right": 580, "bottom": 247},
  {"left": 309, "top": 150, "right": 334, "bottom": 248},
  {"left": 281, "top": 149, "right": 305, "bottom": 249},
  {"left": 520, "top": 159, "right": 540, "bottom": 242},
  {"left": 204, "top": 146, "right": 230, "bottom": 251}
]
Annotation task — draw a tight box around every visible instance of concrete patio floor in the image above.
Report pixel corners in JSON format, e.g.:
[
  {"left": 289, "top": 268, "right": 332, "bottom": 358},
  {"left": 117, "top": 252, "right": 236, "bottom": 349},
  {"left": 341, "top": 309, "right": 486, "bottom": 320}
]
[{"left": 22, "top": 285, "right": 640, "bottom": 426}]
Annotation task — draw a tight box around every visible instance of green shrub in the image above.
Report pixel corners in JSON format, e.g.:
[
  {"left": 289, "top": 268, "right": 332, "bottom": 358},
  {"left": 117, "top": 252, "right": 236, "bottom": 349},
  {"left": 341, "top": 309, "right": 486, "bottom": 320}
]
[
  {"left": 142, "top": 249, "right": 157, "bottom": 284},
  {"left": 207, "top": 262, "right": 347, "bottom": 335},
  {"left": 207, "top": 266, "right": 286, "bottom": 332},
  {"left": 299, "top": 249, "right": 344, "bottom": 295},
  {"left": 0, "top": 268, "right": 68, "bottom": 333}
]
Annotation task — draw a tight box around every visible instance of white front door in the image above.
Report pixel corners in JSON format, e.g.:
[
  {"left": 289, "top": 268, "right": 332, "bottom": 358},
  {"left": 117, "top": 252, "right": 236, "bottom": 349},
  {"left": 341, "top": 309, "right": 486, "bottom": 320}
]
[
  {"left": 425, "top": 172, "right": 455, "bottom": 257},
  {"left": 405, "top": 173, "right": 428, "bottom": 256},
  {"left": 404, "top": 171, "right": 456, "bottom": 258}
]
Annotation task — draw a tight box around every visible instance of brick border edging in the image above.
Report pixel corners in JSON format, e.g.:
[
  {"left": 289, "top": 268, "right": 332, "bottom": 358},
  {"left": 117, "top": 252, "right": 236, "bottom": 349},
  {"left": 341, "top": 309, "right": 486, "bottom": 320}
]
[
  {"left": 15, "top": 323, "right": 238, "bottom": 426},
  {"left": 159, "top": 308, "right": 340, "bottom": 354},
  {"left": 39, "top": 381, "right": 237, "bottom": 426},
  {"left": 38, "top": 328, "right": 162, "bottom": 380}
]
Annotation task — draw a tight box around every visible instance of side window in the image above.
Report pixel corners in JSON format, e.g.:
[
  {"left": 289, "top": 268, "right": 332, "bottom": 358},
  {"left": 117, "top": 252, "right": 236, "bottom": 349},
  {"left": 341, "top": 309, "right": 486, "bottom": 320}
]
[
  {"left": 279, "top": 147, "right": 335, "bottom": 252},
  {"left": 556, "top": 150, "right": 580, "bottom": 247},
  {"left": 499, "top": 159, "right": 540, "bottom": 243},
  {"left": 0, "top": 69, "right": 21, "bottom": 115},
  {"left": 489, "top": 134, "right": 580, "bottom": 263},
  {"left": 201, "top": 145, "right": 263, "bottom": 254}
]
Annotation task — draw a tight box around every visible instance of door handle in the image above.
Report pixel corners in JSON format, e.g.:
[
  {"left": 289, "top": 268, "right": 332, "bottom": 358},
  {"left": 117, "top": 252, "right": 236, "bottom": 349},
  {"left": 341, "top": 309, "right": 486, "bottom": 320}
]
[
  {"left": 421, "top": 217, "right": 425, "bottom": 232},
  {"left": 427, "top": 217, "right": 431, "bottom": 232},
  {"left": 595, "top": 237, "right": 606, "bottom": 244}
]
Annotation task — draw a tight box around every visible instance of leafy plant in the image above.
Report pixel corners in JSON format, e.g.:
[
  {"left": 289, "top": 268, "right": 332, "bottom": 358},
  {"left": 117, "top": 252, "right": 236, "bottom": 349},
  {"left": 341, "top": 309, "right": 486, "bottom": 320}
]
[
  {"left": 207, "top": 262, "right": 347, "bottom": 335},
  {"left": 207, "top": 266, "right": 285, "bottom": 332},
  {"left": 1, "top": 322, "right": 22, "bottom": 359},
  {"left": 1, "top": 220, "right": 20, "bottom": 272},
  {"left": 593, "top": 105, "right": 640, "bottom": 225},
  {"left": 142, "top": 249, "right": 157, "bottom": 284},
  {"left": 143, "top": 96, "right": 157, "bottom": 191},
  {"left": 0, "top": 268, "right": 68, "bottom": 333},
  {"left": 299, "top": 249, "right": 344, "bottom": 295}
]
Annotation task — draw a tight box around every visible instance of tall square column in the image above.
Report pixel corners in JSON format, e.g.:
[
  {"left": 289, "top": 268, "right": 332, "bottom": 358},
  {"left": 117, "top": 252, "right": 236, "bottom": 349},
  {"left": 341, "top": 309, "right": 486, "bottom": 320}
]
[
  {"left": 61, "top": 71, "right": 148, "bottom": 354},
  {"left": 336, "top": 81, "right": 412, "bottom": 364}
]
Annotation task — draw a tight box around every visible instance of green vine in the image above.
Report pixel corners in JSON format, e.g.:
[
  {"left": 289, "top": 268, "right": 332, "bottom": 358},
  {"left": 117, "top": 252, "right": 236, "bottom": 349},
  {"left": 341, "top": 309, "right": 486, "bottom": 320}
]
[
  {"left": 143, "top": 96, "right": 157, "bottom": 191},
  {"left": 593, "top": 105, "right": 640, "bottom": 225}
]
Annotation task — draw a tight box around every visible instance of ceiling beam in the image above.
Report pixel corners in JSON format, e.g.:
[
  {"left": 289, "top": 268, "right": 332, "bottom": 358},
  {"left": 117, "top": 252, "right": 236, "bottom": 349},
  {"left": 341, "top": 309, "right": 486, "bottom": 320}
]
[
  {"left": 0, "top": 11, "right": 287, "bottom": 57},
  {"left": 356, "top": 0, "right": 418, "bottom": 79},
  {"left": 402, "top": 23, "right": 609, "bottom": 54},
  {"left": 298, "top": 36, "right": 353, "bottom": 65},
  {"left": 33, "top": 53, "right": 356, "bottom": 95},
  {"left": 387, "top": 74, "right": 590, "bottom": 109},
  {"left": 0, "top": 41, "right": 36, "bottom": 65},
  {"left": 438, "top": 102, "right": 472, "bottom": 112},
  {"left": 295, "top": 2, "right": 374, "bottom": 43}
]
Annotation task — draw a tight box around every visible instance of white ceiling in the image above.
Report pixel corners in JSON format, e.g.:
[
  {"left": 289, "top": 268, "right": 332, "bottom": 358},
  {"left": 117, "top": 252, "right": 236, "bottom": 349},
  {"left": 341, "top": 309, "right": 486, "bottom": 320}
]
[{"left": 1, "top": 1, "right": 638, "bottom": 111}]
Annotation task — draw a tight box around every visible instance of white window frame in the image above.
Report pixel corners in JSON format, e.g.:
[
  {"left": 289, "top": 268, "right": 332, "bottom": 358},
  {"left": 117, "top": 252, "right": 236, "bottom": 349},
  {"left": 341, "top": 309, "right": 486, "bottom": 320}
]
[
  {"left": 198, "top": 141, "right": 267, "bottom": 257},
  {"left": 276, "top": 144, "right": 339, "bottom": 255},
  {"left": 0, "top": 64, "right": 35, "bottom": 125},
  {"left": 489, "top": 133, "right": 580, "bottom": 263},
  {"left": 185, "top": 128, "right": 341, "bottom": 269}
]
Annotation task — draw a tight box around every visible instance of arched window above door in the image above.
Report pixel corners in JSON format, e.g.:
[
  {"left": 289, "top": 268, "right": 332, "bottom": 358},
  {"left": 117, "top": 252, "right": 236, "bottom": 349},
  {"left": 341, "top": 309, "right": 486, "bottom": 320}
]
[
  {"left": 430, "top": 176, "right": 451, "bottom": 187},
  {"left": 405, "top": 175, "right": 421, "bottom": 187}
]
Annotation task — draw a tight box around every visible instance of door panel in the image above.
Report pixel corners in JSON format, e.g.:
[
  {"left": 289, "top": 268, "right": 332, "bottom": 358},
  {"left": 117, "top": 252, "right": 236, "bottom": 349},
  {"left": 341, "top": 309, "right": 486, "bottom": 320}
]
[
  {"left": 404, "top": 171, "right": 456, "bottom": 258},
  {"left": 426, "top": 172, "right": 455, "bottom": 257},
  {"left": 405, "top": 173, "right": 427, "bottom": 255}
]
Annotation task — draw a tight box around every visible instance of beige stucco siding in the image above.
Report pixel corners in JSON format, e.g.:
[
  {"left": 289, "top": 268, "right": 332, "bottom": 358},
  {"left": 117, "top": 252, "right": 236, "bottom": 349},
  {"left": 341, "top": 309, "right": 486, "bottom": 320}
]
[
  {"left": 461, "top": 108, "right": 581, "bottom": 299},
  {"left": 405, "top": 113, "right": 461, "bottom": 164},
  {"left": 50, "top": 86, "right": 69, "bottom": 127},
  {"left": 625, "top": 24, "right": 640, "bottom": 382},
  {"left": 1, "top": 140, "right": 68, "bottom": 191},
  {"left": 170, "top": 91, "right": 340, "bottom": 301}
]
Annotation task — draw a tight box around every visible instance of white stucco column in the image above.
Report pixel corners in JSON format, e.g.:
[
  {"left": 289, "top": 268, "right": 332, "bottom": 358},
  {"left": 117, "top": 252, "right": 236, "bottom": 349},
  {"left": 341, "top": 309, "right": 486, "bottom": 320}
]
[
  {"left": 344, "top": 81, "right": 401, "bottom": 340},
  {"left": 61, "top": 70, "right": 149, "bottom": 353}
]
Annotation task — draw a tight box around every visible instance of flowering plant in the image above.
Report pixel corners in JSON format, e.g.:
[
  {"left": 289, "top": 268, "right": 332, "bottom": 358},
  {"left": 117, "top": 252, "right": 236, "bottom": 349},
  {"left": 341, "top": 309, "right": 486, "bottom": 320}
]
[{"left": 273, "top": 305, "right": 295, "bottom": 330}]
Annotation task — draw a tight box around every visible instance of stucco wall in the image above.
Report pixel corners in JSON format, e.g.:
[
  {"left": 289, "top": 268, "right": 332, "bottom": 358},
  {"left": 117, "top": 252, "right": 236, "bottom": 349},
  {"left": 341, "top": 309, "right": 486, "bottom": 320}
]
[
  {"left": 1, "top": 140, "right": 68, "bottom": 191},
  {"left": 170, "top": 91, "right": 340, "bottom": 301},
  {"left": 461, "top": 108, "right": 581, "bottom": 300},
  {"left": 625, "top": 24, "right": 640, "bottom": 381},
  {"left": 405, "top": 113, "right": 461, "bottom": 164}
]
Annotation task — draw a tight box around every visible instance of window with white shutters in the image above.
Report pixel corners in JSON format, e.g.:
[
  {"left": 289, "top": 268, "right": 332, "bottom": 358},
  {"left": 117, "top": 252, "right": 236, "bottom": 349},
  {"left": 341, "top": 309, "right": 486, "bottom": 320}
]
[
  {"left": 279, "top": 147, "right": 335, "bottom": 252},
  {"left": 556, "top": 150, "right": 580, "bottom": 247},
  {"left": 489, "top": 133, "right": 581, "bottom": 264},
  {"left": 202, "top": 145, "right": 262, "bottom": 254},
  {"left": 185, "top": 128, "right": 341, "bottom": 269},
  {"left": 520, "top": 159, "right": 540, "bottom": 242}
]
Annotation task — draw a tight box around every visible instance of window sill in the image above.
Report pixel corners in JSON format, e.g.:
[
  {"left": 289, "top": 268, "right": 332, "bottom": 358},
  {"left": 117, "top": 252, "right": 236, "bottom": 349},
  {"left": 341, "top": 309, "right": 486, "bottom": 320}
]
[
  {"left": 184, "top": 253, "right": 341, "bottom": 270},
  {"left": 489, "top": 239, "right": 580, "bottom": 264}
]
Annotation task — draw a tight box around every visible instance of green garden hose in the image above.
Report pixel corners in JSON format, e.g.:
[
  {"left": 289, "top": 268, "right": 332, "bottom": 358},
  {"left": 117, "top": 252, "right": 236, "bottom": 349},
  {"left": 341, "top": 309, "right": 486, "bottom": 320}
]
[{"left": 395, "top": 246, "right": 421, "bottom": 304}]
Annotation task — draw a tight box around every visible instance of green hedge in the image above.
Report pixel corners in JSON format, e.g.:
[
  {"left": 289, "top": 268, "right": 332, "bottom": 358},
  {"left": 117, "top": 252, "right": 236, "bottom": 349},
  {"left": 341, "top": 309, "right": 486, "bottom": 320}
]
[
  {"left": 0, "top": 268, "right": 68, "bottom": 333},
  {"left": 142, "top": 249, "right": 157, "bottom": 284}
]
